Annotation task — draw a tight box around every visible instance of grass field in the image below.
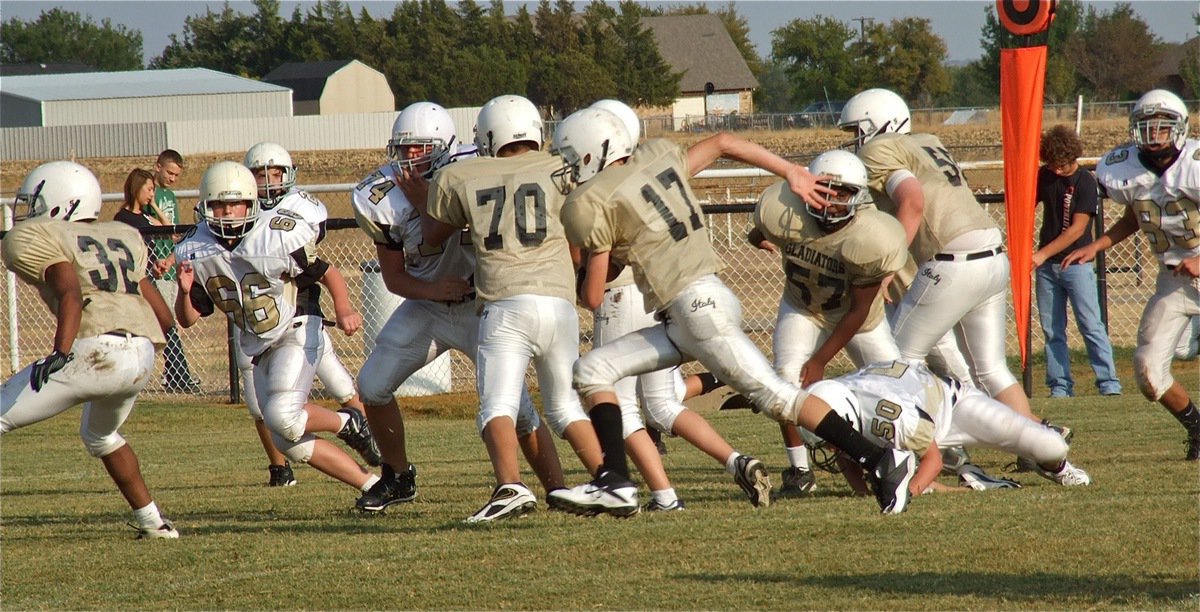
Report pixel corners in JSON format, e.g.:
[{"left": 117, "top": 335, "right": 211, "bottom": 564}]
[{"left": 2, "top": 361, "right": 1198, "bottom": 610}]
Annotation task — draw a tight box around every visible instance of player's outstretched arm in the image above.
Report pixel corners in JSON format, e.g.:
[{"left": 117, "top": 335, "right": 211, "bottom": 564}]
[
  {"left": 686, "top": 132, "right": 834, "bottom": 208},
  {"left": 910, "top": 441, "right": 943, "bottom": 496},
  {"left": 318, "top": 264, "right": 363, "bottom": 336},
  {"left": 1061, "top": 206, "right": 1139, "bottom": 267}
]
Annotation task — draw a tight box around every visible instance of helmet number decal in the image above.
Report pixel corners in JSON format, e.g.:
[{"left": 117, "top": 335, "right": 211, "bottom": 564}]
[
  {"left": 921, "top": 146, "right": 964, "bottom": 187},
  {"left": 77, "top": 236, "right": 138, "bottom": 294}
]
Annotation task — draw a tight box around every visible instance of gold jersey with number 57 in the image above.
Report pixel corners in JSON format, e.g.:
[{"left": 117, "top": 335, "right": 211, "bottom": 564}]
[{"left": 175, "top": 210, "right": 320, "bottom": 357}]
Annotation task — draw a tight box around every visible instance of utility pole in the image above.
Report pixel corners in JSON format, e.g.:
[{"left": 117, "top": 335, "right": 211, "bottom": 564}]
[{"left": 851, "top": 16, "right": 874, "bottom": 41}]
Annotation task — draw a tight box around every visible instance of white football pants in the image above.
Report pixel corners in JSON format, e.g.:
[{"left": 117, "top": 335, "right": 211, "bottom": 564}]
[
  {"left": 2, "top": 334, "right": 155, "bottom": 458},
  {"left": 576, "top": 274, "right": 805, "bottom": 422},
  {"left": 356, "top": 298, "right": 540, "bottom": 435},
  {"left": 773, "top": 297, "right": 900, "bottom": 381},
  {"left": 939, "top": 386, "right": 1068, "bottom": 466},
  {"left": 891, "top": 252, "right": 1017, "bottom": 396},
  {"left": 594, "top": 282, "right": 688, "bottom": 438},
  {"left": 1135, "top": 268, "right": 1200, "bottom": 400},
  {"left": 234, "top": 326, "right": 357, "bottom": 419},
  {"left": 476, "top": 295, "right": 588, "bottom": 436}
]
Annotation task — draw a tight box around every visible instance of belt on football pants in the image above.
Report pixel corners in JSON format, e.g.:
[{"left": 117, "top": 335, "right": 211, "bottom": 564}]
[
  {"left": 932, "top": 246, "right": 1005, "bottom": 262},
  {"left": 250, "top": 320, "right": 305, "bottom": 366}
]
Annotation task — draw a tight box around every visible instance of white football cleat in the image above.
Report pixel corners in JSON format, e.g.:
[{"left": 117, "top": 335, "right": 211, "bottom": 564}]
[{"left": 465, "top": 483, "right": 537, "bottom": 523}]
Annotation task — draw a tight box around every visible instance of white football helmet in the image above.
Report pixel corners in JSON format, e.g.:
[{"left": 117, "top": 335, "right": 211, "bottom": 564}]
[
  {"left": 198, "top": 161, "right": 260, "bottom": 240},
  {"left": 805, "top": 150, "right": 869, "bottom": 228},
  {"left": 388, "top": 101, "right": 458, "bottom": 178},
  {"left": 243, "top": 142, "right": 295, "bottom": 209},
  {"left": 590, "top": 99, "right": 641, "bottom": 142},
  {"left": 838, "top": 88, "right": 911, "bottom": 151},
  {"left": 14, "top": 161, "right": 103, "bottom": 222},
  {"left": 474, "top": 95, "right": 543, "bottom": 157},
  {"left": 550, "top": 107, "right": 634, "bottom": 195},
  {"left": 1129, "top": 89, "right": 1189, "bottom": 155}
]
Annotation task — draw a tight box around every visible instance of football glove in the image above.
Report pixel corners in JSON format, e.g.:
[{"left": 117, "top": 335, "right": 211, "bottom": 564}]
[{"left": 30, "top": 350, "right": 73, "bottom": 392}]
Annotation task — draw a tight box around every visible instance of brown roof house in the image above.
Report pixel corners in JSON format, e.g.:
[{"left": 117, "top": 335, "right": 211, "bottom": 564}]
[
  {"left": 263, "top": 59, "right": 395, "bottom": 115},
  {"left": 642, "top": 14, "right": 759, "bottom": 131},
  {"left": 1155, "top": 38, "right": 1199, "bottom": 99}
]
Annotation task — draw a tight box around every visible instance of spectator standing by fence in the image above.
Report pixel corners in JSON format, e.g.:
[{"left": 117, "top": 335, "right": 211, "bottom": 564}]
[
  {"left": 1032, "top": 125, "right": 1122, "bottom": 398},
  {"left": 151, "top": 149, "right": 200, "bottom": 393}
]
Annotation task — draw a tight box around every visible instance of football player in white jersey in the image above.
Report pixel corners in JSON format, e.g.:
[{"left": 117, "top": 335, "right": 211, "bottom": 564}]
[
  {"left": 579, "top": 99, "right": 762, "bottom": 512},
  {"left": 803, "top": 360, "right": 1091, "bottom": 495},
  {"left": 238, "top": 141, "right": 368, "bottom": 487},
  {"left": 425, "top": 95, "right": 605, "bottom": 522},
  {"left": 2, "top": 161, "right": 179, "bottom": 538},
  {"left": 550, "top": 106, "right": 919, "bottom": 516},
  {"left": 350, "top": 101, "right": 564, "bottom": 515},
  {"left": 1063, "top": 89, "right": 1200, "bottom": 460},
  {"left": 839, "top": 88, "right": 1038, "bottom": 423},
  {"left": 175, "top": 161, "right": 383, "bottom": 499},
  {"left": 748, "top": 149, "right": 908, "bottom": 498}
]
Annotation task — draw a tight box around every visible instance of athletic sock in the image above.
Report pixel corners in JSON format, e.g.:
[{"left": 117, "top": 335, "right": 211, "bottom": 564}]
[
  {"left": 724, "top": 452, "right": 742, "bottom": 475},
  {"left": 1170, "top": 402, "right": 1200, "bottom": 434},
  {"left": 132, "top": 501, "right": 163, "bottom": 529},
  {"left": 814, "top": 411, "right": 885, "bottom": 471},
  {"left": 696, "top": 372, "right": 726, "bottom": 395},
  {"left": 786, "top": 446, "right": 810, "bottom": 470},
  {"left": 361, "top": 474, "right": 380, "bottom": 492},
  {"left": 590, "top": 403, "right": 629, "bottom": 479},
  {"left": 651, "top": 488, "right": 678, "bottom": 507}
]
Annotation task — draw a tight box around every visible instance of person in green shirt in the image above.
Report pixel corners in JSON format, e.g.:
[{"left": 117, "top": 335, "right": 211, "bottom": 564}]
[{"left": 151, "top": 149, "right": 200, "bottom": 393}]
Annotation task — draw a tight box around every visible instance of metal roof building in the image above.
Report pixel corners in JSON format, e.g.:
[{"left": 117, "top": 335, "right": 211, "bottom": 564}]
[{"left": 0, "top": 67, "right": 293, "bottom": 128}]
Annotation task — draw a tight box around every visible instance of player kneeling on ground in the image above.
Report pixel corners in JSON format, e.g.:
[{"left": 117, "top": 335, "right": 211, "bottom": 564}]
[
  {"left": 2, "top": 161, "right": 179, "bottom": 539},
  {"left": 175, "top": 161, "right": 383, "bottom": 500}
]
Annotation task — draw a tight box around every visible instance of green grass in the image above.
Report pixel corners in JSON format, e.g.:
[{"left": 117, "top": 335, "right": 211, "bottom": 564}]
[{"left": 2, "top": 386, "right": 1198, "bottom": 610}]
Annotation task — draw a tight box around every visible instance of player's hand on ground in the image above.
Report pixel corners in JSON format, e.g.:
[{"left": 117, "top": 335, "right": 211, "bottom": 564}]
[
  {"left": 30, "top": 350, "right": 72, "bottom": 392},
  {"left": 336, "top": 311, "right": 363, "bottom": 336}
]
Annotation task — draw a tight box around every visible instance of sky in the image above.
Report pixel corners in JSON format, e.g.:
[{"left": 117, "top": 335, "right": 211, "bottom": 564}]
[{"left": 1, "top": 0, "right": 1196, "bottom": 65}]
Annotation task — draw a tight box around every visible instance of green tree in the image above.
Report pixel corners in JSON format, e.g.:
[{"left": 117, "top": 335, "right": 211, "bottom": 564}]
[
  {"left": 1, "top": 7, "right": 144, "bottom": 70},
  {"left": 770, "top": 15, "right": 861, "bottom": 107},
  {"left": 976, "top": 0, "right": 1084, "bottom": 103},
  {"left": 152, "top": 3, "right": 258, "bottom": 74},
  {"left": 1179, "top": 12, "right": 1200, "bottom": 99},
  {"left": 606, "top": 1, "right": 680, "bottom": 107},
  {"left": 1067, "top": 2, "right": 1162, "bottom": 99},
  {"left": 867, "top": 17, "right": 949, "bottom": 106}
]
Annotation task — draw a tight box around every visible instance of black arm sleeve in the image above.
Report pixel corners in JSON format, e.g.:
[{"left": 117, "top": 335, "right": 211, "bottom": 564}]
[
  {"left": 189, "top": 280, "right": 216, "bottom": 316},
  {"left": 291, "top": 247, "right": 330, "bottom": 290}
]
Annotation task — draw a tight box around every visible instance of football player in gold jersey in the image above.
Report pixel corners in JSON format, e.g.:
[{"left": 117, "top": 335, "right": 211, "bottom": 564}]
[
  {"left": 749, "top": 149, "right": 908, "bottom": 498},
  {"left": 549, "top": 106, "right": 920, "bottom": 516},
  {"left": 2, "top": 161, "right": 179, "bottom": 538},
  {"left": 839, "top": 88, "right": 1036, "bottom": 423},
  {"left": 425, "top": 95, "right": 602, "bottom": 523}
]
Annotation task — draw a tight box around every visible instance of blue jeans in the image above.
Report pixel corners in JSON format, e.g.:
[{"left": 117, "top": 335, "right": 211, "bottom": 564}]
[{"left": 1036, "top": 262, "right": 1122, "bottom": 396}]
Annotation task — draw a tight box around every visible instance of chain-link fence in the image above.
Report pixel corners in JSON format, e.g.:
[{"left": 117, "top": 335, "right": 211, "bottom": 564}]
[{"left": 0, "top": 188, "right": 1164, "bottom": 403}]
